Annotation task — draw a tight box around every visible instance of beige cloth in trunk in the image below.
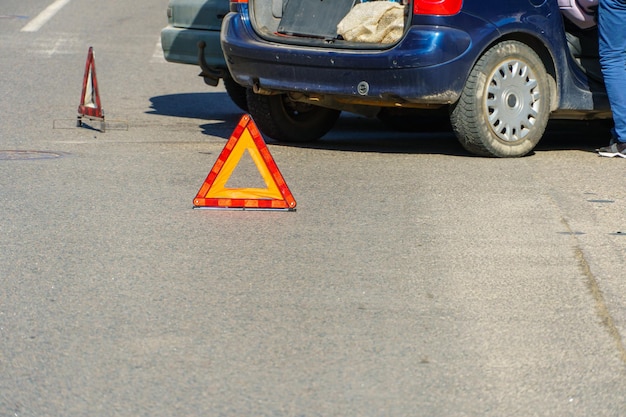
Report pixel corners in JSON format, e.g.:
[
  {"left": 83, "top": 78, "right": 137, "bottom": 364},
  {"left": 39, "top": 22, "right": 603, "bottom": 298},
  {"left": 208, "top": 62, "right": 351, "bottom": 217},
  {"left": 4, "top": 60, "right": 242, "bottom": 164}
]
[{"left": 337, "top": 2, "right": 405, "bottom": 44}]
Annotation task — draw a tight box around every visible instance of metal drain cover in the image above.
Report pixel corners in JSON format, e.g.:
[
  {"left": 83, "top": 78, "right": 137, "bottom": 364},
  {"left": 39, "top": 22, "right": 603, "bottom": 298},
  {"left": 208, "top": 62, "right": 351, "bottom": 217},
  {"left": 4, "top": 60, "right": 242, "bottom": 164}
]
[{"left": 0, "top": 150, "right": 66, "bottom": 160}]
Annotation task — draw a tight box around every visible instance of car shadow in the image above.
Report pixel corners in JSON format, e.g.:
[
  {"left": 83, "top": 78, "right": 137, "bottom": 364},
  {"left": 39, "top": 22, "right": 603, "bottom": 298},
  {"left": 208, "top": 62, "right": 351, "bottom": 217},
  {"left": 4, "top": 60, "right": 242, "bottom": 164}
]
[
  {"left": 536, "top": 119, "right": 613, "bottom": 154},
  {"left": 147, "top": 91, "right": 242, "bottom": 121},
  {"left": 273, "top": 115, "right": 613, "bottom": 157},
  {"left": 282, "top": 113, "right": 468, "bottom": 156},
  {"left": 147, "top": 92, "right": 613, "bottom": 156}
]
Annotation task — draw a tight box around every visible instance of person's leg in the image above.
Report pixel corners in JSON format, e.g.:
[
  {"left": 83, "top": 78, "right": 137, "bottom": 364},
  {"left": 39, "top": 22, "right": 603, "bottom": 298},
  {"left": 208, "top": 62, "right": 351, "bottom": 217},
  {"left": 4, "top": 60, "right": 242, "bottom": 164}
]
[{"left": 598, "top": 0, "right": 626, "bottom": 143}]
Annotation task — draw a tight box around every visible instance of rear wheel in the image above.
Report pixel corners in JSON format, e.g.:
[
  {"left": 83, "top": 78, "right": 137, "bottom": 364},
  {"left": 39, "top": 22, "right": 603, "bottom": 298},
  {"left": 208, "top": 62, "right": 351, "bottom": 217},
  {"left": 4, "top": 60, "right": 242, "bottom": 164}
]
[
  {"left": 246, "top": 90, "right": 341, "bottom": 142},
  {"left": 450, "top": 40, "right": 551, "bottom": 157},
  {"left": 223, "top": 75, "right": 249, "bottom": 112}
]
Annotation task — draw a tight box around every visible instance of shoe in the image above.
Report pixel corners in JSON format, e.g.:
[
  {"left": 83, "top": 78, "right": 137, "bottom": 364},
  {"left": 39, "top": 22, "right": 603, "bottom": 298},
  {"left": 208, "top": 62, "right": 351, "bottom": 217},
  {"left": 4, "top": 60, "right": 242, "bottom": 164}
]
[
  {"left": 598, "top": 142, "right": 626, "bottom": 158},
  {"left": 595, "top": 132, "right": 617, "bottom": 152}
]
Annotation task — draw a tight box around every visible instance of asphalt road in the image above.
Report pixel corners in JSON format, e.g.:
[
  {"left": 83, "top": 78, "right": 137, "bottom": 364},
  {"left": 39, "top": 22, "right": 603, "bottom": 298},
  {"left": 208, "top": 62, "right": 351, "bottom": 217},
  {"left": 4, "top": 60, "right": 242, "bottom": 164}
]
[{"left": 1, "top": 1, "right": 625, "bottom": 416}]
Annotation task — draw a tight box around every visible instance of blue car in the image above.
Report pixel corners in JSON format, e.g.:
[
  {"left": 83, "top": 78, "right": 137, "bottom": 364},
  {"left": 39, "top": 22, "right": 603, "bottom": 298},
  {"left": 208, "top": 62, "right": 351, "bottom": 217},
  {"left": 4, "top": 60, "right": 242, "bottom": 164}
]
[{"left": 221, "top": 0, "right": 610, "bottom": 157}]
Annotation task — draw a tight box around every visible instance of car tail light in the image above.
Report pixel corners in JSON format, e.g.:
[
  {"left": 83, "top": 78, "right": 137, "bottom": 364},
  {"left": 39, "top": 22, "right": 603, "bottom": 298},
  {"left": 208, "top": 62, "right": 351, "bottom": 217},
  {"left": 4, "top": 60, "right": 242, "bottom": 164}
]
[{"left": 414, "top": 0, "right": 462, "bottom": 15}]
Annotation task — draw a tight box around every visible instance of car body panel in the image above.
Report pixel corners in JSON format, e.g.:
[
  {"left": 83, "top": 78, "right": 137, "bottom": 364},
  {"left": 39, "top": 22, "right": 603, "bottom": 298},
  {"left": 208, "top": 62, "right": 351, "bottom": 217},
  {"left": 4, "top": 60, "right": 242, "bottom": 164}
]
[
  {"left": 162, "top": 26, "right": 225, "bottom": 67},
  {"left": 169, "top": 0, "right": 225, "bottom": 30},
  {"left": 161, "top": 0, "right": 228, "bottom": 68}
]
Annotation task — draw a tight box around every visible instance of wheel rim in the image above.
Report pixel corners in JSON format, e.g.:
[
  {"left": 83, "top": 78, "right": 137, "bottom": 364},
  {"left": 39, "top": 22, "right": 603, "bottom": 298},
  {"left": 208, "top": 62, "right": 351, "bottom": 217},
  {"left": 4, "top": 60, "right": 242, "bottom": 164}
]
[
  {"left": 485, "top": 59, "right": 541, "bottom": 143},
  {"left": 281, "top": 96, "right": 316, "bottom": 121}
]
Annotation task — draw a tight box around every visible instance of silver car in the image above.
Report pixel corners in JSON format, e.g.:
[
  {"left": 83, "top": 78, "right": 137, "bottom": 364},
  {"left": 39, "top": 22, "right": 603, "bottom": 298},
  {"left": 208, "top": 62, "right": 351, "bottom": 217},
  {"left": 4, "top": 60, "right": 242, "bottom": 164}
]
[{"left": 160, "top": 0, "right": 247, "bottom": 110}]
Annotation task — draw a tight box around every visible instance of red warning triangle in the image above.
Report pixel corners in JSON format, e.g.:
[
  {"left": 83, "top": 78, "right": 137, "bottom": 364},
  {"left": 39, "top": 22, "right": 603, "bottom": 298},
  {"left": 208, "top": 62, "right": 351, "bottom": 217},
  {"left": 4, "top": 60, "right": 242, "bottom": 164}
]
[
  {"left": 77, "top": 47, "right": 104, "bottom": 119},
  {"left": 193, "top": 114, "right": 297, "bottom": 210}
]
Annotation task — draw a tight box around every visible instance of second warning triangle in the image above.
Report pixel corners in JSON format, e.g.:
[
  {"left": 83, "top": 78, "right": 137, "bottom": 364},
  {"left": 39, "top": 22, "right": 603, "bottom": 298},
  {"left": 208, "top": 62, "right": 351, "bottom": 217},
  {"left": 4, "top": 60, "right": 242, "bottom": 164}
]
[{"left": 77, "top": 46, "right": 105, "bottom": 131}]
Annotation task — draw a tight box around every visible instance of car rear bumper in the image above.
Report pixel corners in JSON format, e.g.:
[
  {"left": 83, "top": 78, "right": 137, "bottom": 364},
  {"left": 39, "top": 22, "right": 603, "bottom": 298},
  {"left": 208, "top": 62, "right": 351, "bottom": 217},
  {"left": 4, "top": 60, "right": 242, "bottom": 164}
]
[
  {"left": 221, "top": 12, "right": 474, "bottom": 105},
  {"left": 161, "top": 26, "right": 226, "bottom": 68}
]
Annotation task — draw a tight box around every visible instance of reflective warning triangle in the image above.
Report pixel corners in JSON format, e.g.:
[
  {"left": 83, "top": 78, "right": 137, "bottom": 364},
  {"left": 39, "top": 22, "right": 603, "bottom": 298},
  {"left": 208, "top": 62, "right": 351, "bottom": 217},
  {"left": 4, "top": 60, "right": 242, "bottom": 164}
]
[
  {"left": 77, "top": 47, "right": 104, "bottom": 119},
  {"left": 193, "top": 114, "right": 297, "bottom": 210}
]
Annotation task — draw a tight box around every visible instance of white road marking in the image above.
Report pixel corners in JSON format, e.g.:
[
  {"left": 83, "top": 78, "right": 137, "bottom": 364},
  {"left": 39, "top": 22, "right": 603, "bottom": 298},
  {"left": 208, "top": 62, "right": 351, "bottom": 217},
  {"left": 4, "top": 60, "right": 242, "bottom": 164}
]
[
  {"left": 151, "top": 37, "right": 166, "bottom": 63},
  {"left": 21, "top": 0, "right": 72, "bottom": 32},
  {"left": 38, "top": 36, "right": 74, "bottom": 57},
  {"left": 25, "top": 33, "right": 79, "bottom": 57}
]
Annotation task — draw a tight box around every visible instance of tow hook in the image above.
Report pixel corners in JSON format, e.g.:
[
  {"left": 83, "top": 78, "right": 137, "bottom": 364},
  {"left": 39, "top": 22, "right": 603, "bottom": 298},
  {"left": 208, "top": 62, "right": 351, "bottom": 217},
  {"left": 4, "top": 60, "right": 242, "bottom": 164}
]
[{"left": 197, "top": 41, "right": 224, "bottom": 86}]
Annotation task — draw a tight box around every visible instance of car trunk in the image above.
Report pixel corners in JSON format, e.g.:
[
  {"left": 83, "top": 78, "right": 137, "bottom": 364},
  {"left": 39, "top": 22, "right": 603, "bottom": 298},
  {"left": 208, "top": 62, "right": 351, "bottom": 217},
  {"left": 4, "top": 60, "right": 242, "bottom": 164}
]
[
  {"left": 249, "top": 0, "right": 410, "bottom": 46},
  {"left": 169, "top": 0, "right": 228, "bottom": 31}
]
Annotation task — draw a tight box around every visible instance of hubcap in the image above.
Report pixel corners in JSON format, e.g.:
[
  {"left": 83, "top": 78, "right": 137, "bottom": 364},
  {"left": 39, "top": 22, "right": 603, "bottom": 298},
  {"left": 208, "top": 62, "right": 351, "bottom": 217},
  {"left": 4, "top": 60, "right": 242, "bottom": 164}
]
[{"left": 485, "top": 60, "right": 540, "bottom": 143}]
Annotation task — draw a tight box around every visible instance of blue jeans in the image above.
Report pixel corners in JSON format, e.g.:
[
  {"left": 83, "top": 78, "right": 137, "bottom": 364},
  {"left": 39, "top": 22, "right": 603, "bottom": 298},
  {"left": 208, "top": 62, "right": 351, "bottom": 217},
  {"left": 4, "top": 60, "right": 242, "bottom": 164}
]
[{"left": 598, "top": 0, "right": 626, "bottom": 143}]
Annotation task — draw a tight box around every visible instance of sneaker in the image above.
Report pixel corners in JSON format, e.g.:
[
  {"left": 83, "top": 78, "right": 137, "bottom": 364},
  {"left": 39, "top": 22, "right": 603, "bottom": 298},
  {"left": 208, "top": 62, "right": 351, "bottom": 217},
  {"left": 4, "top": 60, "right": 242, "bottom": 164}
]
[
  {"left": 595, "top": 131, "right": 618, "bottom": 152},
  {"left": 598, "top": 142, "right": 626, "bottom": 158}
]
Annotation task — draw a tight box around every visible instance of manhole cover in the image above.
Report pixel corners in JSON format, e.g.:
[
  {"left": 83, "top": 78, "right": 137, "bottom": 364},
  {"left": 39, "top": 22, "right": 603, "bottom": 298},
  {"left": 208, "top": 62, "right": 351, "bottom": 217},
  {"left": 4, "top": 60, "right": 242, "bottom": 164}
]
[{"left": 0, "top": 150, "right": 67, "bottom": 160}]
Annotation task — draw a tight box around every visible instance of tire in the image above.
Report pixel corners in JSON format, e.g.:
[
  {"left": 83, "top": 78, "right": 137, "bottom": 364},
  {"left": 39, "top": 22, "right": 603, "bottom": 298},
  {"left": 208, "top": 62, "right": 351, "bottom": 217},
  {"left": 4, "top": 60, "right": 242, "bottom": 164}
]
[
  {"left": 246, "top": 90, "right": 341, "bottom": 142},
  {"left": 450, "top": 41, "right": 551, "bottom": 157},
  {"left": 223, "top": 75, "right": 249, "bottom": 112}
]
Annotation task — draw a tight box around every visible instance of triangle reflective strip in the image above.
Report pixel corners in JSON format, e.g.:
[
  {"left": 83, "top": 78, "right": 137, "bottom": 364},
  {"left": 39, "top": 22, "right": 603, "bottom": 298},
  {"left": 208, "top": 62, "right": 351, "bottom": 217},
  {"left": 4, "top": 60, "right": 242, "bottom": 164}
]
[
  {"left": 83, "top": 70, "right": 95, "bottom": 108},
  {"left": 194, "top": 114, "right": 297, "bottom": 210}
]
